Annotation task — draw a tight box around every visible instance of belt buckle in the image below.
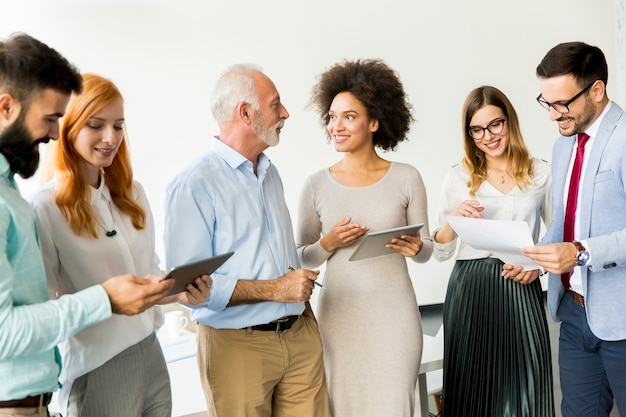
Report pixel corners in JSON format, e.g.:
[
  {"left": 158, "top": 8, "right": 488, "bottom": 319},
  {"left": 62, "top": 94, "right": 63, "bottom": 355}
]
[{"left": 275, "top": 317, "right": 290, "bottom": 334}]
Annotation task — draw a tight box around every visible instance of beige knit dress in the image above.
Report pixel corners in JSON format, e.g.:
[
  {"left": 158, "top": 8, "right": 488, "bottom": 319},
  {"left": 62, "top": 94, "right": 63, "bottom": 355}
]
[{"left": 296, "top": 162, "right": 433, "bottom": 417}]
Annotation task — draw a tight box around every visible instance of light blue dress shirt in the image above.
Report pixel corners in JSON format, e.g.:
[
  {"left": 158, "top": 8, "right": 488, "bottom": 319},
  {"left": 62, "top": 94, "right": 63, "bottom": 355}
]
[
  {"left": 164, "top": 137, "right": 303, "bottom": 329},
  {"left": 0, "top": 154, "right": 111, "bottom": 401}
]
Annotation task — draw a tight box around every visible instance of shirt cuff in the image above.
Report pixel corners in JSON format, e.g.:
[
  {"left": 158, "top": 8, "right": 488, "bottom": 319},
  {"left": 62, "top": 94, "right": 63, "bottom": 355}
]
[
  {"left": 202, "top": 273, "right": 238, "bottom": 312},
  {"left": 84, "top": 285, "right": 113, "bottom": 323},
  {"left": 432, "top": 227, "right": 457, "bottom": 262},
  {"left": 300, "top": 241, "right": 332, "bottom": 269}
]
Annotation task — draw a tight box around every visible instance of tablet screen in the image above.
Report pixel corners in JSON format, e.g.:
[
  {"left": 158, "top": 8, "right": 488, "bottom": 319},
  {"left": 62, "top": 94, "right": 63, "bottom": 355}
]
[
  {"left": 163, "top": 252, "right": 234, "bottom": 295},
  {"left": 348, "top": 224, "right": 424, "bottom": 261}
]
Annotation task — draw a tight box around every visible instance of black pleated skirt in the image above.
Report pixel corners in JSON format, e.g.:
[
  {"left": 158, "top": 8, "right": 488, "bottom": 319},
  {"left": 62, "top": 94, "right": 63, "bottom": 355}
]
[{"left": 442, "top": 258, "right": 554, "bottom": 417}]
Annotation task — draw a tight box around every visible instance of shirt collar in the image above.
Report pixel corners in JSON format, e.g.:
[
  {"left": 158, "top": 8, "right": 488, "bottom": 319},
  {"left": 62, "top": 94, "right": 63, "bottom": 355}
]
[
  {"left": 0, "top": 153, "right": 16, "bottom": 188},
  {"left": 211, "top": 136, "right": 271, "bottom": 177},
  {"left": 87, "top": 172, "right": 112, "bottom": 204},
  {"left": 584, "top": 101, "right": 613, "bottom": 139}
]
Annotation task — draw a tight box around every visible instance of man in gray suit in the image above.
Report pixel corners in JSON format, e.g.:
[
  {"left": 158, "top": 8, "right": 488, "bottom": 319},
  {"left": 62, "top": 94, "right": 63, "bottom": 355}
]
[{"left": 505, "top": 42, "right": 626, "bottom": 417}]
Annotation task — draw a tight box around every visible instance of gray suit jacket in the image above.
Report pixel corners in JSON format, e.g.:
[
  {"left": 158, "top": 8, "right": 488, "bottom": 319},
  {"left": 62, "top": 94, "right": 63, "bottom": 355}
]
[{"left": 542, "top": 102, "right": 626, "bottom": 341}]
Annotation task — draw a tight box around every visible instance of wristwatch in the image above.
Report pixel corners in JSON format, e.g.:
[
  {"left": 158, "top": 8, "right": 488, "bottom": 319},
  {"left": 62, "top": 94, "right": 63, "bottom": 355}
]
[{"left": 573, "top": 241, "right": 590, "bottom": 266}]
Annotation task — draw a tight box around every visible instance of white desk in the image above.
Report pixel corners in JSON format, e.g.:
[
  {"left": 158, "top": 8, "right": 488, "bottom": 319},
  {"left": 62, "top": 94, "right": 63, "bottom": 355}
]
[
  {"left": 417, "top": 335, "right": 444, "bottom": 417},
  {"left": 158, "top": 329, "right": 206, "bottom": 417}
]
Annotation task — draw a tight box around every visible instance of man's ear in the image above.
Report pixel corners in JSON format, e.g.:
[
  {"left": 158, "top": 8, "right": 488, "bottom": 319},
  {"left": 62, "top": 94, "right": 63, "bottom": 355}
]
[
  {"left": 237, "top": 102, "right": 251, "bottom": 123},
  {"left": 0, "top": 93, "right": 21, "bottom": 127},
  {"left": 590, "top": 80, "right": 606, "bottom": 104}
]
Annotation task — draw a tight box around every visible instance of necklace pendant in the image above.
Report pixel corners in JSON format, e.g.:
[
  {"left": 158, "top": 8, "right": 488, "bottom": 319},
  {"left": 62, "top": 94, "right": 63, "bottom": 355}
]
[
  {"left": 106, "top": 230, "right": 117, "bottom": 237},
  {"left": 500, "top": 176, "right": 505, "bottom": 184}
]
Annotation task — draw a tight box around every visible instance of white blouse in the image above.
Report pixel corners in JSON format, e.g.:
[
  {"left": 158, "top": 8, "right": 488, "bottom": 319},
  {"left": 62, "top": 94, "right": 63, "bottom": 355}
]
[
  {"left": 29, "top": 176, "right": 163, "bottom": 386},
  {"left": 433, "top": 157, "right": 553, "bottom": 261}
]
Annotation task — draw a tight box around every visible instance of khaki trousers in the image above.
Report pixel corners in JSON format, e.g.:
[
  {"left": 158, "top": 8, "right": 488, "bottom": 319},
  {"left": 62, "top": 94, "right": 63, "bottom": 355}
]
[
  {"left": 197, "top": 315, "right": 330, "bottom": 417},
  {"left": 0, "top": 407, "right": 49, "bottom": 417}
]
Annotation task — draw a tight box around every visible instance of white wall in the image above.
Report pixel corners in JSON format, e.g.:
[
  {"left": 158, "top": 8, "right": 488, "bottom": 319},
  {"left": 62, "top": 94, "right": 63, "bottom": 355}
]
[{"left": 1, "top": 0, "right": 619, "bottom": 305}]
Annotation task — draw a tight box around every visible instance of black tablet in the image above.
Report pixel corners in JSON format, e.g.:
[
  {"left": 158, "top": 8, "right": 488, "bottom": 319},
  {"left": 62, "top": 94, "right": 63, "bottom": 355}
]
[
  {"left": 162, "top": 252, "right": 234, "bottom": 295},
  {"left": 348, "top": 224, "right": 424, "bottom": 261}
]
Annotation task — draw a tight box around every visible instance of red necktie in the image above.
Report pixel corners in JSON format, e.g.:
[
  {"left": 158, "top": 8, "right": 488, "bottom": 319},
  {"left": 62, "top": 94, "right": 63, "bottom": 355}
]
[{"left": 561, "top": 132, "right": 590, "bottom": 288}]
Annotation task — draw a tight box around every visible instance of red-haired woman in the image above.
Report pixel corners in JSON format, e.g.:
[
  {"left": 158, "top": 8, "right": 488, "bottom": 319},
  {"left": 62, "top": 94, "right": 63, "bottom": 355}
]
[{"left": 30, "top": 73, "right": 211, "bottom": 417}]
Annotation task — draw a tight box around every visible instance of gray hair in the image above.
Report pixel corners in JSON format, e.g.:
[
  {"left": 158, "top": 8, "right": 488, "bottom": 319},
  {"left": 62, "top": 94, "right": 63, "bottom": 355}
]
[{"left": 210, "top": 63, "right": 263, "bottom": 122}]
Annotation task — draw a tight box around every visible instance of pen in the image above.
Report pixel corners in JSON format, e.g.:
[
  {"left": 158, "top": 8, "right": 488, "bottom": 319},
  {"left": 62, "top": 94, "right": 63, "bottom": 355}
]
[{"left": 288, "top": 266, "right": 326, "bottom": 289}]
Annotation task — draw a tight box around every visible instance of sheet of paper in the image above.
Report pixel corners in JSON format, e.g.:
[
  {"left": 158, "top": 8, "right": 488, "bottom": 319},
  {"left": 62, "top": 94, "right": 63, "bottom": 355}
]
[{"left": 445, "top": 216, "right": 538, "bottom": 271}]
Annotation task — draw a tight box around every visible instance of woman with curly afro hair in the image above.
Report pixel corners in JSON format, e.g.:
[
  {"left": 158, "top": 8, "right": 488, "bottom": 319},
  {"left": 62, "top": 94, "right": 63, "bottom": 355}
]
[{"left": 296, "top": 59, "right": 433, "bottom": 417}]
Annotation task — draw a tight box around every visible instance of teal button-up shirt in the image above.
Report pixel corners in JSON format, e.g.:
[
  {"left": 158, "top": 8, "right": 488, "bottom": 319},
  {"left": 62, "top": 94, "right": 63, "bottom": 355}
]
[{"left": 0, "top": 154, "right": 111, "bottom": 400}]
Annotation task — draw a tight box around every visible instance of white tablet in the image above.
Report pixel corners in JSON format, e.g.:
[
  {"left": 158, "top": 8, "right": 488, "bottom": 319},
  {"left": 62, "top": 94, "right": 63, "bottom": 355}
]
[
  {"left": 348, "top": 224, "right": 424, "bottom": 261},
  {"left": 162, "top": 252, "right": 234, "bottom": 295}
]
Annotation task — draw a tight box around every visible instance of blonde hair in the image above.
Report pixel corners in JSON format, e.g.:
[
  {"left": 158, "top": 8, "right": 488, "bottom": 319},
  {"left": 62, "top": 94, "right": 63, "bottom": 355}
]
[
  {"left": 461, "top": 86, "right": 534, "bottom": 197},
  {"left": 43, "top": 73, "right": 145, "bottom": 237}
]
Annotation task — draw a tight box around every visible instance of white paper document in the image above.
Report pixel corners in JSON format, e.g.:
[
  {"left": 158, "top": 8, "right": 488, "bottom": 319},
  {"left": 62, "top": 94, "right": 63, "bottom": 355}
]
[{"left": 445, "top": 216, "right": 538, "bottom": 271}]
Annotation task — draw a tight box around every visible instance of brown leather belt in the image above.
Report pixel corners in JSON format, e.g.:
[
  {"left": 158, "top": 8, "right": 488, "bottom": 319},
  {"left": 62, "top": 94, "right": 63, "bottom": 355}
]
[
  {"left": 569, "top": 290, "right": 585, "bottom": 308},
  {"left": 0, "top": 392, "right": 52, "bottom": 408},
  {"left": 248, "top": 315, "right": 299, "bottom": 333}
]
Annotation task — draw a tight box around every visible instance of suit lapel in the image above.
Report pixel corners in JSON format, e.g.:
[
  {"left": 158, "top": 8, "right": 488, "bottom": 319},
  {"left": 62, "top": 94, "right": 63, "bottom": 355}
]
[{"left": 579, "top": 104, "right": 621, "bottom": 238}]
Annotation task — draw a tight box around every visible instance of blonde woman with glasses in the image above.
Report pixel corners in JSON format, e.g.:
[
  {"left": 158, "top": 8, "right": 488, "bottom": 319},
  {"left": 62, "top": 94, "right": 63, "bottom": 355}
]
[{"left": 433, "top": 86, "right": 555, "bottom": 417}]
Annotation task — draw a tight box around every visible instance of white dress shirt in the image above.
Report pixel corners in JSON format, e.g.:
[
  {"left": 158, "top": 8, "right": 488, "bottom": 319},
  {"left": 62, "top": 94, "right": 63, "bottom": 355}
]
[
  {"left": 433, "top": 157, "right": 553, "bottom": 262},
  {"left": 29, "top": 176, "right": 163, "bottom": 388},
  {"left": 566, "top": 102, "right": 612, "bottom": 295}
]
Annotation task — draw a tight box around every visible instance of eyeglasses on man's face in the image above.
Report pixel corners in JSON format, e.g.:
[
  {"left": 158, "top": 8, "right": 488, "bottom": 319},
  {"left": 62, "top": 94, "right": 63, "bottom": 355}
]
[
  {"left": 536, "top": 81, "right": 595, "bottom": 114},
  {"left": 468, "top": 117, "right": 507, "bottom": 140}
]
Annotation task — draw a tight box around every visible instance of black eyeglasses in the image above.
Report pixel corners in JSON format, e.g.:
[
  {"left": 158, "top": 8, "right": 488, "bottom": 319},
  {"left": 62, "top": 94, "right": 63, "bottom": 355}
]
[
  {"left": 536, "top": 82, "right": 594, "bottom": 114},
  {"left": 468, "top": 118, "right": 507, "bottom": 140}
]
